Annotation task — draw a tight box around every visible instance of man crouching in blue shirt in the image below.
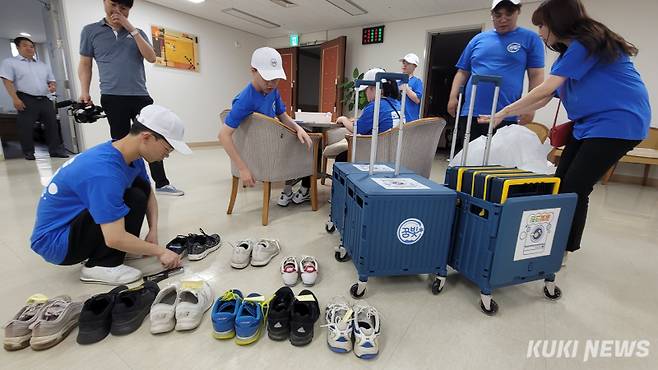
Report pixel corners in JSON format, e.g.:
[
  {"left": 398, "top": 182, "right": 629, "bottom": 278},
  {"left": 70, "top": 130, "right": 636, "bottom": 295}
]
[
  {"left": 219, "top": 47, "right": 313, "bottom": 207},
  {"left": 30, "top": 105, "right": 190, "bottom": 285}
]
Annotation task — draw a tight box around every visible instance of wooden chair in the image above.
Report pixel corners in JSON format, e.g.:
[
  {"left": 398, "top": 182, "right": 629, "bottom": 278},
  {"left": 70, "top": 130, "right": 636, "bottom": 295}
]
[
  {"left": 220, "top": 110, "right": 322, "bottom": 225},
  {"left": 344, "top": 117, "right": 447, "bottom": 178}
]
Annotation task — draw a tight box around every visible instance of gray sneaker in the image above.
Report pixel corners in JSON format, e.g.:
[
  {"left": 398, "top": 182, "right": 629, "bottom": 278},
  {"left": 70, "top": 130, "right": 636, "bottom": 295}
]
[
  {"left": 3, "top": 294, "right": 49, "bottom": 351},
  {"left": 251, "top": 239, "right": 281, "bottom": 267},
  {"left": 156, "top": 185, "right": 185, "bottom": 196},
  {"left": 29, "top": 296, "right": 84, "bottom": 351}
]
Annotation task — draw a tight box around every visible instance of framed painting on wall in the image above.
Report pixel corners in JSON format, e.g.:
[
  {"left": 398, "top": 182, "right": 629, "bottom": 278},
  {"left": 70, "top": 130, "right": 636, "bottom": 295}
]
[{"left": 151, "top": 25, "right": 200, "bottom": 72}]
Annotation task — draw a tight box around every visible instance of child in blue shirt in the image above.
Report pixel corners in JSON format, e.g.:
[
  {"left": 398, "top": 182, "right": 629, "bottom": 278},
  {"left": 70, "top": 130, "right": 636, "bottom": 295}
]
[
  {"left": 334, "top": 68, "right": 401, "bottom": 162},
  {"left": 219, "top": 47, "right": 313, "bottom": 207}
]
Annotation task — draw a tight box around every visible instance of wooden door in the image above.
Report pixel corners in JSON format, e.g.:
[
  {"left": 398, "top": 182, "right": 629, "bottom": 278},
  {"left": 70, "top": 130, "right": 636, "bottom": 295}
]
[
  {"left": 276, "top": 47, "right": 298, "bottom": 116},
  {"left": 319, "top": 36, "right": 346, "bottom": 120}
]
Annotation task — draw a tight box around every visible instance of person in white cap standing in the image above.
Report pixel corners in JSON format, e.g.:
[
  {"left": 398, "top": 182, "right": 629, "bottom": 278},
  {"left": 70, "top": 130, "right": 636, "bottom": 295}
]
[
  {"left": 399, "top": 53, "right": 423, "bottom": 122},
  {"left": 30, "top": 104, "right": 190, "bottom": 285},
  {"left": 219, "top": 47, "right": 313, "bottom": 207},
  {"left": 448, "top": 0, "right": 545, "bottom": 153}
]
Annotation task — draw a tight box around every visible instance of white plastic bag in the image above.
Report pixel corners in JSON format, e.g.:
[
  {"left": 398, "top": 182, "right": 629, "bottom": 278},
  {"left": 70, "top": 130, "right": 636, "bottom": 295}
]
[{"left": 450, "top": 124, "right": 556, "bottom": 174}]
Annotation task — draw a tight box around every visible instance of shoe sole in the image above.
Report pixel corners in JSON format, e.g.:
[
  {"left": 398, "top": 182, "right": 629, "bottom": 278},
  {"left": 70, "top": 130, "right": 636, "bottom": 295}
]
[
  {"left": 292, "top": 197, "right": 311, "bottom": 205},
  {"left": 277, "top": 201, "right": 291, "bottom": 207},
  {"left": 290, "top": 332, "right": 313, "bottom": 346},
  {"left": 267, "top": 328, "right": 289, "bottom": 341},
  {"left": 213, "top": 329, "right": 235, "bottom": 339},
  {"left": 175, "top": 319, "right": 203, "bottom": 332},
  {"left": 77, "top": 326, "right": 111, "bottom": 345},
  {"left": 3, "top": 334, "right": 31, "bottom": 351},
  {"left": 30, "top": 320, "right": 78, "bottom": 351},
  {"left": 150, "top": 321, "right": 175, "bottom": 335},
  {"left": 79, "top": 275, "right": 142, "bottom": 286},
  {"left": 188, "top": 243, "right": 221, "bottom": 261},
  {"left": 328, "top": 343, "right": 352, "bottom": 353},
  {"left": 235, "top": 326, "right": 262, "bottom": 345},
  {"left": 156, "top": 191, "right": 184, "bottom": 197},
  {"left": 111, "top": 310, "right": 149, "bottom": 336},
  {"left": 230, "top": 261, "right": 249, "bottom": 269},
  {"left": 356, "top": 352, "right": 379, "bottom": 360}
]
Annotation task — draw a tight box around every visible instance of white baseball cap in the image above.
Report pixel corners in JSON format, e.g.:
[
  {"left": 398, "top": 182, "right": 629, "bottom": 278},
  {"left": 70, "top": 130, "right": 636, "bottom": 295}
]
[
  {"left": 400, "top": 53, "right": 420, "bottom": 66},
  {"left": 251, "top": 47, "right": 286, "bottom": 81},
  {"left": 136, "top": 105, "right": 192, "bottom": 155},
  {"left": 492, "top": 0, "right": 521, "bottom": 10},
  {"left": 358, "top": 68, "right": 386, "bottom": 91}
]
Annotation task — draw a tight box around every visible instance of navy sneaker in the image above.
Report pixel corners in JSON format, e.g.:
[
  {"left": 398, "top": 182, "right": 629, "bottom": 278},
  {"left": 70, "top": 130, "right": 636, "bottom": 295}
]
[
  {"left": 267, "top": 287, "right": 294, "bottom": 341},
  {"left": 289, "top": 289, "right": 320, "bottom": 346}
]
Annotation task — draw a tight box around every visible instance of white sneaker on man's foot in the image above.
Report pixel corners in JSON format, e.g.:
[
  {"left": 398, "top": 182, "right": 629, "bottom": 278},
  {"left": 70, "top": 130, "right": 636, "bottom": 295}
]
[
  {"left": 80, "top": 264, "right": 142, "bottom": 285},
  {"left": 277, "top": 191, "right": 294, "bottom": 207},
  {"left": 156, "top": 185, "right": 185, "bottom": 196},
  {"left": 292, "top": 187, "right": 311, "bottom": 204}
]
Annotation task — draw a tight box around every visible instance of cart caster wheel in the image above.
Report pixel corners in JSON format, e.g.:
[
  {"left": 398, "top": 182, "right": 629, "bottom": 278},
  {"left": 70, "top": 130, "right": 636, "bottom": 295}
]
[
  {"left": 350, "top": 283, "right": 366, "bottom": 299},
  {"left": 480, "top": 299, "right": 499, "bottom": 316},
  {"left": 431, "top": 279, "right": 444, "bottom": 295},
  {"left": 544, "top": 286, "right": 562, "bottom": 301},
  {"left": 334, "top": 247, "right": 351, "bottom": 262},
  {"left": 325, "top": 221, "right": 336, "bottom": 233}
]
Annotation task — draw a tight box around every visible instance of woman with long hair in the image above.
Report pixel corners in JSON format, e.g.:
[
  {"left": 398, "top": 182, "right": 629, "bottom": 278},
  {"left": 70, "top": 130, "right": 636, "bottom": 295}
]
[{"left": 482, "top": 0, "right": 651, "bottom": 254}]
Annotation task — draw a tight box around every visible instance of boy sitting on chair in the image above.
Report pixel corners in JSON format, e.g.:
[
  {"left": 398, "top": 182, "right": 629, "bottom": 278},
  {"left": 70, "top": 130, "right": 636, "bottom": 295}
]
[{"left": 218, "top": 47, "right": 313, "bottom": 207}]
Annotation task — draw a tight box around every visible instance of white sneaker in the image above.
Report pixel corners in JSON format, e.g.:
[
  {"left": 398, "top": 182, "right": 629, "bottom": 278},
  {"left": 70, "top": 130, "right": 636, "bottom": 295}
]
[
  {"left": 277, "top": 191, "right": 294, "bottom": 207},
  {"left": 292, "top": 187, "right": 311, "bottom": 204},
  {"left": 280, "top": 256, "right": 299, "bottom": 286},
  {"left": 324, "top": 296, "right": 353, "bottom": 353},
  {"left": 231, "top": 240, "right": 254, "bottom": 269},
  {"left": 251, "top": 239, "right": 281, "bottom": 267},
  {"left": 175, "top": 280, "right": 214, "bottom": 331},
  {"left": 299, "top": 256, "right": 318, "bottom": 286},
  {"left": 150, "top": 284, "right": 179, "bottom": 334},
  {"left": 80, "top": 264, "right": 142, "bottom": 285},
  {"left": 156, "top": 185, "right": 185, "bottom": 196},
  {"left": 353, "top": 302, "right": 381, "bottom": 359}
]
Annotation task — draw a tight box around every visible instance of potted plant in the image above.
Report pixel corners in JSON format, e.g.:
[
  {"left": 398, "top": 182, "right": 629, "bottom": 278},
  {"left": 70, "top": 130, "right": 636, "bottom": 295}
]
[{"left": 339, "top": 67, "right": 368, "bottom": 115}]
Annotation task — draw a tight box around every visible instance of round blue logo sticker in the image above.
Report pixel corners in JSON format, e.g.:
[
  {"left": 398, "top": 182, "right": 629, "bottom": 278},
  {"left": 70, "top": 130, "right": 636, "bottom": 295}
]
[
  {"left": 397, "top": 218, "right": 425, "bottom": 245},
  {"left": 507, "top": 42, "right": 522, "bottom": 53}
]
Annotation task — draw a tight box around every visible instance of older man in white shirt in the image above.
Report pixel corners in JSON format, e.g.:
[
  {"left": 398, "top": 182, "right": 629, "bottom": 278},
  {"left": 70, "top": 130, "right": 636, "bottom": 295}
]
[{"left": 0, "top": 37, "right": 68, "bottom": 160}]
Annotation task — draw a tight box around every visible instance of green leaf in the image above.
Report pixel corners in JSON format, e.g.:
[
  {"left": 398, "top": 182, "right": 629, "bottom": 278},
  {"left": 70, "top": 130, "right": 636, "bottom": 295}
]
[{"left": 352, "top": 68, "right": 359, "bottom": 79}]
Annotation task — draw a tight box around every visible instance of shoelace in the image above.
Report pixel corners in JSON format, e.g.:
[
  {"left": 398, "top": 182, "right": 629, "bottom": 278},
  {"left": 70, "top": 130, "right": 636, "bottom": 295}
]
[
  {"left": 321, "top": 301, "right": 352, "bottom": 330},
  {"left": 282, "top": 257, "right": 297, "bottom": 272},
  {"left": 242, "top": 295, "right": 274, "bottom": 324},
  {"left": 353, "top": 304, "right": 381, "bottom": 334},
  {"left": 220, "top": 290, "right": 241, "bottom": 303},
  {"left": 42, "top": 300, "right": 69, "bottom": 321},
  {"left": 18, "top": 303, "right": 43, "bottom": 321}
]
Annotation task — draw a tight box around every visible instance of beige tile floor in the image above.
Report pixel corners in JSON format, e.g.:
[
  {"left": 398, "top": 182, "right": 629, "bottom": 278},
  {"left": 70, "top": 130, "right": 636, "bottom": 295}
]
[{"left": 0, "top": 147, "right": 657, "bottom": 370}]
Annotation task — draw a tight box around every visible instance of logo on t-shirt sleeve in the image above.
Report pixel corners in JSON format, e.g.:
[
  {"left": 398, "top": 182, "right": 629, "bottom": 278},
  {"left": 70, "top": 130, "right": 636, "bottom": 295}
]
[{"left": 507, "top": 42, "right": 522, "bottom": 53}]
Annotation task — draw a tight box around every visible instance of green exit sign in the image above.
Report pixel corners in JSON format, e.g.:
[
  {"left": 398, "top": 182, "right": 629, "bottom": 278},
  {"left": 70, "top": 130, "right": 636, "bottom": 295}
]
[{"left": 290, "top": 34, "right": 299, "bottom": 47}]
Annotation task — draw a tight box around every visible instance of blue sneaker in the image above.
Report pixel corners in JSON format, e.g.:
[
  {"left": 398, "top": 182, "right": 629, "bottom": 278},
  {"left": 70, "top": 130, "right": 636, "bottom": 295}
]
[
  {"left": 211, "top": 290, "right": 243, "bottom": 339},
  {"left": 234, "top": 293, "right": 269, "bottom": 345}
]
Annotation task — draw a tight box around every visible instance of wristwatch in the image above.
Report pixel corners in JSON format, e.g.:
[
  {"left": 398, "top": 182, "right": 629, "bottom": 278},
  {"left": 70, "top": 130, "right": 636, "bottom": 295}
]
[{"left": 130, "top": 29, "right": 140, "bottom": 36}]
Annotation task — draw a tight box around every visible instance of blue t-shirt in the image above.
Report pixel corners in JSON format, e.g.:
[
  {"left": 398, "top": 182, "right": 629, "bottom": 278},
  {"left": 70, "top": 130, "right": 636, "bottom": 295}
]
[
  {"left": 31, "top": 141, "right": 150, "bottom": 264},
  {"left": 402, "top": 76, "right": 423, "bottom": 122},
  {"left": 456, "top": 28, "right": 545, "bottom": 121},
  {"left": 224, "top": 83, "right": 286, "bottom": 128},
  {"left": 551, "top": 40, "right": 651, "bottom": 141},
  {"left": 356, "top": 97, "right": 401, "bottom": 135}
]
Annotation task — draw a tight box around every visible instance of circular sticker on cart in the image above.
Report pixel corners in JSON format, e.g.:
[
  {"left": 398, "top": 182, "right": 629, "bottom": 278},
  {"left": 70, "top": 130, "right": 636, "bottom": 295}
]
[{"left": 397, "top": 218, "right": 425, "bottom": 245}]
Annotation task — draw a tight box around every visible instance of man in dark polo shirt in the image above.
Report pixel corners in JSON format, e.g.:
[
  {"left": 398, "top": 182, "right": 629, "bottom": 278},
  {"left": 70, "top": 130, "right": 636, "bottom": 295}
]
[
  {"left": 78, "top": 0, "right": 184, "bottom": 196},
  {"left": 0, "top": 37, "right": 68, "bottom": 160}
]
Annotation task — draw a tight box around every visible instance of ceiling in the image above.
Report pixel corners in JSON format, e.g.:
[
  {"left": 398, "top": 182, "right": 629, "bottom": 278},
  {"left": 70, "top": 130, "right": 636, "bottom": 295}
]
[
  {"left": 144, "top": 0, "right": 500, "bottom": 38},
  {"left": 0, "top": 0, "right": 48, "bottom": 43}
]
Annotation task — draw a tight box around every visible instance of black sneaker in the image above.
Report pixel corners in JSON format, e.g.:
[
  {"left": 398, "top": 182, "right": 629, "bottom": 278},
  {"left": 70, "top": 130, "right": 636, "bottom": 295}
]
[
  {"left": 188, "top": 228, "right": 222, "bottom": 261},
  {"left": 289, "top": 289, "right": 320, "bottom": 346},
  {"left": 267, "top": 287, "right": 294, "bottom": 341},
  {"left": 166, "top": 235, "right": 191, "bottom": 257},
  {"left": 110, "top": 281, "right": 160, "bottom": 336},
  {"left": 77, "top": 285, "right": 127, "bottom": 345}
]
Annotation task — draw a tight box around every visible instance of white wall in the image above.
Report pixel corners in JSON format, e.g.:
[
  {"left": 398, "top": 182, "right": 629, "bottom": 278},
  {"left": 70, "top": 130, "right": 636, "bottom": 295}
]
[
  {"left": 268, "top": 0, "right": 658, "bottom": 180},
  {"left": 60, "top": 0, "right": 266, "bottom": 149}
]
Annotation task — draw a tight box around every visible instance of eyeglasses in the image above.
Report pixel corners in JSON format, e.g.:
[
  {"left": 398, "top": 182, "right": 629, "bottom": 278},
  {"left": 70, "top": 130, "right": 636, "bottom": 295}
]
[{"left": 157, "top": 138, "right": 174, "bottom": 154}]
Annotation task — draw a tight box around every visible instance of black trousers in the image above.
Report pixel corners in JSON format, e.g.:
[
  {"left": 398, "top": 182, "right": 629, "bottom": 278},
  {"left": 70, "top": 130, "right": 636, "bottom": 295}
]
[
  {"left": 16, "top": 92, "right": 64, "bottom": 155},
  {"left": 100, "top": 95, "right": 170, "bottom": 188},
  {"left": 556, "top": 135, "right": 640, "bottom": 252},
  {"left": 60, "top": 177, "right": 150, "bottom": 267},
  {"left": 453, "top": 116, "right": 517, "bottom": 154}
]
